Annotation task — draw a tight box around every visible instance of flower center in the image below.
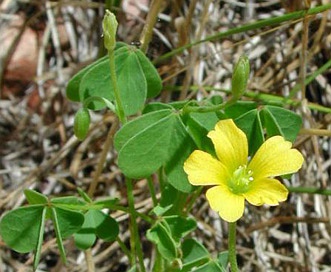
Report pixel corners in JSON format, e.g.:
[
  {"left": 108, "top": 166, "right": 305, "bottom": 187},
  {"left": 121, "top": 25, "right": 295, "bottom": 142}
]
[{"left": 228, "top": 165, "right": 254, "bottom": 194}]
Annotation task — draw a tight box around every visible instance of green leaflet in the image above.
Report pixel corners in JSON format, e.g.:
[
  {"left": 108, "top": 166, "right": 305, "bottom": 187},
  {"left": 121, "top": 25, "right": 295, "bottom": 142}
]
[{"left": 66, "top": 44, "right": 162, "bottom": 116}]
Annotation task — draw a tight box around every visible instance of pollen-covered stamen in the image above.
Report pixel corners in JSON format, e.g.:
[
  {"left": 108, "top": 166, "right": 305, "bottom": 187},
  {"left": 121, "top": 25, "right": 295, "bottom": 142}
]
[{"left": 229, "top": 165, "right": 254, "bottom": 194}]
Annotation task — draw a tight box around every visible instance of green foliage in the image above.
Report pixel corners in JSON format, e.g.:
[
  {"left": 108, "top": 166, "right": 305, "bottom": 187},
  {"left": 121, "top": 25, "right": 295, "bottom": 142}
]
[
  {"left": 0, "top": 189, "right": 119, "bottom": 270},
  {"left": 146, "top": 215, "right": 197, "bottom": 264},
  {"left": 260, "top": 105, "right": 302, "bottom": 143},
  {"left": 171, "top": 239, "right": 227, "bottom": 272},
  {"left": 0, "top": 205, "right": 45, "bottom": 253},
  {"left": 114, "top": 99, "right": 301, "bottom": 192},
  {"left": 24, "top": 189, "right": 48, "bottom": 205},
  {"left": 224, "top": 103, "right": 302, "bottom": 155},
  {"left": 147, "top": 220, "right": 178, "bottom": 262},
  {"left": 185, "top": 111, "right": 219, "bottom": 152},
  {"left": 114, "top": 109, "right": 195, "bottom": 192},
  {"left": 66, "top": 43, "right": 162, "bottom": 116},
  {"left": 74, "top": 210, "right": 119, "bottom": 249}
]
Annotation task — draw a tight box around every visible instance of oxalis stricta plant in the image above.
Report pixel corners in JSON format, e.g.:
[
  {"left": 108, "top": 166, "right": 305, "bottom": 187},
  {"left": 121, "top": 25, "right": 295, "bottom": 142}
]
[{"left": 0, "top": 9, "right": 306, "bottom": 272}]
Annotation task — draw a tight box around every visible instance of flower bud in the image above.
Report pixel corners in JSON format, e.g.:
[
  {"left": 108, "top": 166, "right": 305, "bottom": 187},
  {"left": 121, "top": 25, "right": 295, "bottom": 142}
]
[
  {"left": 231, "top": 55, "right": 250, "bottom": 100},
  {"left": 102, "top": 10, "right": 118, "bottom": 51},
  {"left": 74, "top": 108, "right": 91, "bottom": 140}
]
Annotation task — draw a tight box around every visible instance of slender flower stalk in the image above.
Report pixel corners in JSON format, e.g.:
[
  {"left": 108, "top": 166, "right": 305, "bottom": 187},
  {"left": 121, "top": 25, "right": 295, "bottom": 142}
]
[
  {"left": 102, "top": 10, "right": 126, "bottom": 124},
  {"left": 228, "top": 222, "right": 238, "bottom": 272}
]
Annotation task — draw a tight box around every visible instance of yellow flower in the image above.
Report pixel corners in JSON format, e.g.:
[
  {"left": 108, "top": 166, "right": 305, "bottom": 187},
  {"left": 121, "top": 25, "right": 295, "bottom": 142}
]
[{"left": 184, "top": 119, "right": 304, "bottom": 222}]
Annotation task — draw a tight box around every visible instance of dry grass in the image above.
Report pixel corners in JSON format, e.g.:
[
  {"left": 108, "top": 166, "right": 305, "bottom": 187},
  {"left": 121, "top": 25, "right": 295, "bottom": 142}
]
[{"left": 1, "top": 0, "right": 331, "bottom": 271}]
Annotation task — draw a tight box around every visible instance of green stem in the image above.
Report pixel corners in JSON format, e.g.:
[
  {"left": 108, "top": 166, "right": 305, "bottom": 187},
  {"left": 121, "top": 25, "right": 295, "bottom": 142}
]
[
  {"left": 109, "top": 204, "right": 153, "bottom": 223},
  {"left": 289, "top": 57, "right": 331, "bottom": 98},
  {"left": 288, "top": 186, "right": 331, "bottom": 196},
  {"left": 147, "top": 176, "right": 158, "bottom": 207},
  {"left": 228, "top": 221, "right": 239, "bottom": 272},
  {"left": 126, "top": 177, "right": 146, "bottom": 272},
  {"left": 116, "top": 236, "right": 133, "bottom": 264},
  {"left": 170, "top": 191, "right": 187, "bottom": 216},
  {"left": 108, "top": 50, "right": 127, "bottom": 124},
  {"left": 83, "top": 96, "right": 116, "bottom": 112},
  {"left": 185, "top": 187, "right": 203, "bottom": 214},
  {"left": 152, "top": 249, "right": 164, "bottom": 272},
  {"left": 165, "top": 84, "right": 331, "bottom": 114},
  {"left": 182, "top": 97, "right": 237, "bottom": 114}
]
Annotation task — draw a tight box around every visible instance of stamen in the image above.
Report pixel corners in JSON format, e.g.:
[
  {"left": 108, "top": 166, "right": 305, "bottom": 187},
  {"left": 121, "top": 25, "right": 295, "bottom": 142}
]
[{"left": 229, "top": 165, "right": 254, "bottom": 194}]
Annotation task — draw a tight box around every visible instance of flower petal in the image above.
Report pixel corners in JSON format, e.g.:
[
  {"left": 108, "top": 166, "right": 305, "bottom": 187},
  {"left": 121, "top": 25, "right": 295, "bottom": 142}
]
[
  {"left": 208, "top": 119, "right": 248, "bottom": 172},
  {"left": 248, "top": 136, "right": 303, "bottom": 179},
  {"left": 244, "top": 178, "right": 288, "bottom": 206},
  {"left": 206, "top": 185, "right": 245, "bottom": 222},
  {"left": 184, "top": 150, "right": 229, "bottom": 186}
]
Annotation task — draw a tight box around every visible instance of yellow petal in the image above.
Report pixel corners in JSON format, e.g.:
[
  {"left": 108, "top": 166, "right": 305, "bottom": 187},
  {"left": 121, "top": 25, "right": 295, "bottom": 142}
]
[
  {"left": 184, "top": 150, "right": 229, "bottom": 186},
  {"left": 244, "top": 178, "right": 288, "bottom": 206},
  {"left": 248, "top": 136, "right": 303, "bottom": 179},
  {"left": 206, "top": 185, "right": 245, "bottom": 222},
  {"left": 207, "top": 119, "right": 248, "bottom": 172}
]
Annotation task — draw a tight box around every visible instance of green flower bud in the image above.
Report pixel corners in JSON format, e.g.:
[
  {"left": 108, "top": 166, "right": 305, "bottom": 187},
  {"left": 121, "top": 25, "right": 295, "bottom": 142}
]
[
  {"left": 102, "top": 10, "right": 118, "bottom": 51},
  {"left": 74, "top": 108, "right": 91, "bottom": 140},
  {"left": 231, "top": 55, "right": 250, "bottom": 100}
]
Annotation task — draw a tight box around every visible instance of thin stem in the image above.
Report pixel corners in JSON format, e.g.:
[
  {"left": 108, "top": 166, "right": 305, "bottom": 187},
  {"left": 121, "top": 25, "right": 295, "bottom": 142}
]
[
  {"left": 228, "top": 221, "right": 239, "bottom": 272},
  {"left": 182, "top": 97, "right": 237, "bottom": 114},
  {"left": 126, "top": 177, "right": 146, "bottom": 272},
  {"left": 170, "top": 191, "right": 187, "bottom": 216},
  {"left": 185, "top": 187, "right": 203, "bottom": 214},
  {"left": 109, "top": 204, "right": 153, "bottom": 223},
  {"left": 116, "top": 236, "right": 133, "bottom": 264},
  {"left": 108, "top": 50, "right": 127, "bottom": 124},
  {"left": 164, "top": 84, "right": 331, "bottom": 114},
  {"left": 140, "top": 0, "right": 164, "bottom": 53},
  {"left": 289, "top": 57, "right": 331, "bottom": 98},
  {"left": 288, "top": 186, "right": 331, "bottom": 196},
  {"left": 147, "top": 176, "right": 158, "bottom": 207},
  {"left": 152, "top": 249, "right": 164, "bottom": 272}
]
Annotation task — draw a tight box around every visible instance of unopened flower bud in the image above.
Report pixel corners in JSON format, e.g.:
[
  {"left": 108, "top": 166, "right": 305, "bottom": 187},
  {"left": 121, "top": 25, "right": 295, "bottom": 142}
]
[
  {"left": 74, "top": 108, "right": 90, "bottom": 140},
  {"left": 102, "top": 10, "right": 118, "bottom": 51},
  {"left": 231, "top": 55, "right": 250, "bottom": 100}
]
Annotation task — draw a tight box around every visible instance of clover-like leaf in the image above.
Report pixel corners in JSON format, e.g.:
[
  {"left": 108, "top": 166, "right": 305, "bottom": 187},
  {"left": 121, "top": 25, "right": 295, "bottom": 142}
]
[
  {"left": 74, "top": 210, "right": 119, "bottom": 250},
  {"left": 0, "top": 205, "right": 45, "bottom": 253}
]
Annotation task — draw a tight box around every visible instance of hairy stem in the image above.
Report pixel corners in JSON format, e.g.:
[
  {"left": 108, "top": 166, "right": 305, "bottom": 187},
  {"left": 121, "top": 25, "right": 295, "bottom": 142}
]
[
  {"left": 228, "top": 221, "right": 238, "bottom": 272},
  {"left": 108, "top": 50, "right": 127, "bottom": 124},
  {"left": 288, "top": 186, "right": 331, "bottom": 196}
]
